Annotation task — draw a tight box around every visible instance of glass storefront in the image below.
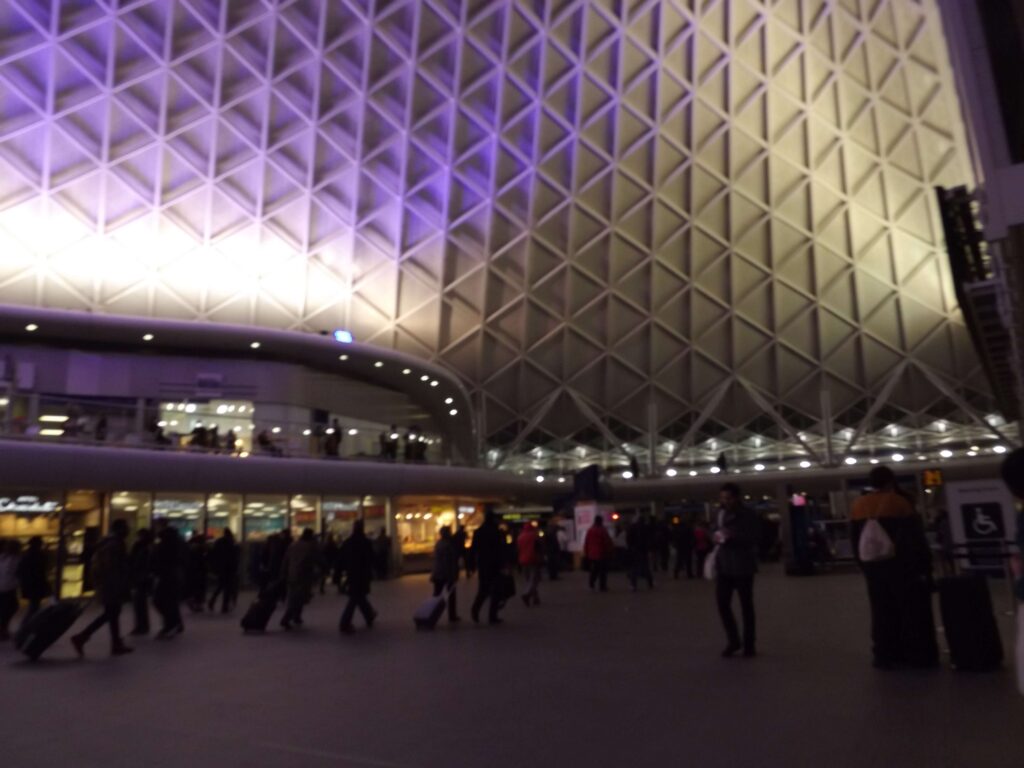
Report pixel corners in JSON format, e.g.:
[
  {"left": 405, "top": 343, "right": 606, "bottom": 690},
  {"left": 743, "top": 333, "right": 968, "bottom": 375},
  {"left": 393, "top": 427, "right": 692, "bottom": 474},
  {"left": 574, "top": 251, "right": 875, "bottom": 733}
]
[
  {"left": 207, "top": 493, "right": 242, "bottom": 538},
  {"left": 109, "top": 491, "right": 152, "bottom": 539},
  {"left": 153, "top": 493, "right": 205, "bottom": 540},
  {"left": 322, "top": 497, "right": 360, "bottom": 541},
  {"left": 290, "top": 494, "right": 318, "bottom": 535},
  {"left": 0, "top": 491, "right": 61, "bottom": 597},
  {"left": 60, "top": 490, "right": 103, "bottom": 598},
  {"left": 363, "top": 496, "right": 387, "bottom": 537}
]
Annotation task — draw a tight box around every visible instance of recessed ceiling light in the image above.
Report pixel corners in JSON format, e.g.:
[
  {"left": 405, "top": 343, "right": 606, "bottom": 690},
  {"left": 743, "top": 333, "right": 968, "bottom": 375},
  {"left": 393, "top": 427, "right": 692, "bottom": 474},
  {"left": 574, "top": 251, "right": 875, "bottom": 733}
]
[
  {"left": 689, "top": 470, "right": 697, "bottom": 477},
  {"left": 444, "top": 397, "right": 453, "bottom": 404},
  {"left": 347, "top": 428, "right": 358, "bottom": 436},
  {"left": 535, "top": 475, "right": 544, "bottom": 483},
  {"left": 665, "top": 468, "right": 677, "bottom": 477},
  {"left": 754, "top": 464, "right": 765, "bottom": 471},
  {"left": 402, "top": 368, "right": 411, "bottom": 375},
  {"left": 430, "top": 380, "right": 439, "bottom": 387},
  {"left": 844, "top": 457, "right": 857, "bottom": 465},
  {"left": 799, "top": 461, "right": 811, "bottom": 469},
  {"left": 710, "top": 466, "right": 721, "bottom": 474},
  {"left": 374, "top": 361, "right": 383, "bottom": 368},
  {"left": 621, "top": 470, "right": 634, "bottom": 479},
  {"left": 142, "top": 333, "right": 154, "bottom": 341},
  {"left": 940, "top": 449, "right": 953, "bottom": 458},
  {"left": 339, "top": 354, "right": 348, "bottom": 361},
  {"left": 994, "top": 445, "right": 1007, "bottom": 454},
  {"left": 891, "top": 453, "right": 904, "bottom": 462},
  {"left": 250, "top": 341, "right": 261, "bottom": 349},
  {"left": 25, "top": 323, "right": 38, "bottom": 332},
  {"left": 449, "top": 409, "right": 458, "bottom": 416}
]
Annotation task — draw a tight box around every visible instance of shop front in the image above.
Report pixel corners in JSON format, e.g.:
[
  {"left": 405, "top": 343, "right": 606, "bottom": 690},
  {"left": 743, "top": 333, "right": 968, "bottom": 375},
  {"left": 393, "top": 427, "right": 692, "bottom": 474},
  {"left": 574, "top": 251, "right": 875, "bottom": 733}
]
[
  {"left": 0, "top": 491, "right": 61, "bottom": 598},
  {"left": 394, "top": 497, "right": 486, "bottom": 572}
]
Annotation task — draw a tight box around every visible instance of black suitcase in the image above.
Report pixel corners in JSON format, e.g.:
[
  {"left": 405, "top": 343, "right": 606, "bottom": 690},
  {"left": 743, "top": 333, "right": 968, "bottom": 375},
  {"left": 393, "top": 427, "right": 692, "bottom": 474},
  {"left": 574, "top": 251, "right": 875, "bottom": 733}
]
[
  {"left": 413, "top": 595, "right": 446, "bottom": 630},
  {"left": 15, "top": 601, "right": 86, "bottom": 661},
  {"left": 938, "top": 575, "right": 1003, "bottom": 671},
  {"left": 240, "top": 596, "right": 276, "bottom": 633}
]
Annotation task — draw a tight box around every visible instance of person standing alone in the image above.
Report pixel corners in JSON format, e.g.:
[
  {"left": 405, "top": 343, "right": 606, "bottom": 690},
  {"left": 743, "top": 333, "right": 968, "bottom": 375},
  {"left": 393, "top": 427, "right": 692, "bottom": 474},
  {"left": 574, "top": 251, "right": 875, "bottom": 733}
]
[
  {"left": 71, "top": 519, "right": 133, "bottom": 657},
  {"left": 713, "top": 484, "right": 759, "bottom": 658}
]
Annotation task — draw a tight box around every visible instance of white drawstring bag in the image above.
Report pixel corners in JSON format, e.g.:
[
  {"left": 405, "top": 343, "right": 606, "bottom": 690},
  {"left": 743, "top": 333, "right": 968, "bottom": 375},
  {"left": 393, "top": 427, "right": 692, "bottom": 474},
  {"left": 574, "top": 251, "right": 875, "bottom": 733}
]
[
  {"left": 858, "top": 519, "right": 895, "bottom": 562},
  {"left": 1016, "top": 607, "right": 1024, "bottom": 696},
  {"left": 703, "top": 546, "right": 719, "bottom": 581}
]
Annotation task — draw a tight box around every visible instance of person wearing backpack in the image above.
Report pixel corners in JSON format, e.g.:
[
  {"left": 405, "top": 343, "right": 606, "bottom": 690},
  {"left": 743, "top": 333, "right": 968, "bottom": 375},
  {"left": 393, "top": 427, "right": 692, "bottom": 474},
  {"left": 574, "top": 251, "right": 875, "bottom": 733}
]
[
  {"left": 850, "top": 465, "right": 937, "bottom": 669},
  {"left": 71, "top": 519, "right": 133, "bottom": 657}
]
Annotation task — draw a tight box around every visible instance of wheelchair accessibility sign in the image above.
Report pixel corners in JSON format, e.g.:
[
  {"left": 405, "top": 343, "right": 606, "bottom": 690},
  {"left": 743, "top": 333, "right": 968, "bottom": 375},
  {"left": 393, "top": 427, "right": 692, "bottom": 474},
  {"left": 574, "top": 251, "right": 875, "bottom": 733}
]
[
  {"left": 946, "top": 480, "right": 1017, "bottom": 574},
  {"left": 962, "top": 503, "right": 1005, "bottom": 540}
]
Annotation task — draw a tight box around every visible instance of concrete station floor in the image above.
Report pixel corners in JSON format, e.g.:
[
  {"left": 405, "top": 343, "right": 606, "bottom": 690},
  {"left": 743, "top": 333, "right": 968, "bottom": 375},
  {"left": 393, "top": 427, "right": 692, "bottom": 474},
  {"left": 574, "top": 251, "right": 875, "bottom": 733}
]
[{"left": 2, "top": 566, "right": 1022, "bottom": 768}]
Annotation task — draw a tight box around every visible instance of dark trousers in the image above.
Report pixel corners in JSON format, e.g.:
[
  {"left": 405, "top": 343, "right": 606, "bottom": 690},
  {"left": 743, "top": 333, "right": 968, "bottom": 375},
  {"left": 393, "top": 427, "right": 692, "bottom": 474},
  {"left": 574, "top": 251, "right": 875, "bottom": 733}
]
[
  {"left": 23, "top": 598, "right": 43, "bottom": 626},
  {"left": 471, "top": 571, "right": 500, "bottom": 621},
  {"left": 863, "top": 563, "right": 937, "bottom": 666},
  {"left": 546, "top": 554, "right": 560, "bottom": 581},
  {"left": 153, "top": 580, "right": 183, "bottom": 632},
  {"left": 588, "top": 560, "right": 608, "bottom": 591},
  {"left": 282, "top": 589, "right": 307, "bottom": 625},
  {"left": 674, "top": 548, "right": 694, "bottom": 578},
  {"left": 432, "top": 580, "right": 459, "bottom": 621},
  {"left": 208, "top": 573, "right": 237, "bottom": 613},
  {"left": 339, "top": 589, "right": 375, "bottom": 628},
  {"left": 629, "top": 554, "right": 654, "bottom": 590},
  {"left": 0, "top": 590, "right": 17, "bottom": 635},
  {"left": 78, "top": 601, "right": 123, "bottom": 648},
  {"left": 716, "top": 574, "right": 755, "bottom": 652},
  {"left": 132, "top": 584, "right": 150, "bottom": 633}
]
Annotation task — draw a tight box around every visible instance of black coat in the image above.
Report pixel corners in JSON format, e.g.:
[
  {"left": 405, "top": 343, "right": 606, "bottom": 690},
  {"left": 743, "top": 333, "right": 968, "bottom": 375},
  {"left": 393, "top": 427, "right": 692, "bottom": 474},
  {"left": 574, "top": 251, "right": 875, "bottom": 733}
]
[
  {"left": 472, "top": 520, "right": 505, "bottom": 575},
  {"left": 340, "top": 533, "right": 375, "bottom": 593},
  {"left": 16, "top": 548, "right": 50, "bottom": 600},
  {"left": 716, "top": 505, "right": 759, "bottom": 577}
]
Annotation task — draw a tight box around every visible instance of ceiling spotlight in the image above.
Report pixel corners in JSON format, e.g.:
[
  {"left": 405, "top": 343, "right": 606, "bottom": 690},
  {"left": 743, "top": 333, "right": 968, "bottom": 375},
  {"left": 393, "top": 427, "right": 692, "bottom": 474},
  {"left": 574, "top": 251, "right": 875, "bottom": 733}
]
[
  {"left": 250, "top": 341, "right": 261, "bottom": 349},
  {"left": 621, "top": 470, "right": 634, "bottom": 479},
  {"left": 420, "top": 375, "right": 429, "bottom": 382},
  {"left": 966, "top": 450, "right": 977, "bottom": 457},
  {"left": 844, "top": 457, "right": 857, "bottom": 465},
  {"left": 333, "top": 329, "right": 353, "bottom": 343},
  {"left": 449, "top": 409, "right": 458, "bottom": 416},
  {"left": 891, "top": 453, "right": 904, "bottom": 462},
  {"left": 444, "top": 397, "right": 454, "bottom": 405},
  {"left": 994, "top": 445, "right": 1007, "bottom": 454},
  {"left": 402, "top": 368, "right": 412, "bottom": 375},
  {"left": 778, "top": 466, "right": 786, "bottom": 471},
  {"left": 374, "top": 361, "right": 383, "bottom": 368},
  {"left": 430, "top": 380, "right": 439, "bottom": 387},
  {"left": 536, "top": 475, "right": 544, "bottom": 483},
  {"left": 347, "top": 428, "right": 358, "bottom": 436},
  {"left": 665, "top": 468, "right": 677, "bottom": 478},
  {"left": 710, "top": 466, "right": 721, "bottom": 474},
  {"left": 142, "top": 333, "right": 154, "bottom": 341},
  {"left": 689, "top": 470, "right": 698, "bottom": 477},
  {"left": 940, "top": 449, "right": 953, "bottom": 458},
  {"left": 25, "top": 323, "right": 38, "bottom": 332},
  {"left": 754, "top": 464, "right": 765, "bottom": 471},
  {"left": 558, "top": 477, "right": 566, "bottom": 483},
  {"left": 869, "top": 458, "right": 879, "bottom": 464},
  {"left": 339, "top": 354, "right": 348, "bottom": 361},
  {"left": 799, "top": 461, "right": 811, "bottom": 469}
]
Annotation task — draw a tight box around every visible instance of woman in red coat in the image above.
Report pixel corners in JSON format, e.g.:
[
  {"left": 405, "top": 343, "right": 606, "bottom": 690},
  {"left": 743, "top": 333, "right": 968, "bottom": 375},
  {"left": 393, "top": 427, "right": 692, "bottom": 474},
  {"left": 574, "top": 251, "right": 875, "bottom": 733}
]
[
  {"left": 584, "top": 516, "right": 614, "bottom": 592},
  {"left": 516, "top": 523, "right": 543, "bottom": 607}
]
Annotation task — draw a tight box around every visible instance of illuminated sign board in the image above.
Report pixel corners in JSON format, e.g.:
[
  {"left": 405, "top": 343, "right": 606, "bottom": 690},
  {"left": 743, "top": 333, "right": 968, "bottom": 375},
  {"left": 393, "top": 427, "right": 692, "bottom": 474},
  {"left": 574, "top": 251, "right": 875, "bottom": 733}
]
[{"left": 0, "top": 496, "right": 61, "bottom": 514}]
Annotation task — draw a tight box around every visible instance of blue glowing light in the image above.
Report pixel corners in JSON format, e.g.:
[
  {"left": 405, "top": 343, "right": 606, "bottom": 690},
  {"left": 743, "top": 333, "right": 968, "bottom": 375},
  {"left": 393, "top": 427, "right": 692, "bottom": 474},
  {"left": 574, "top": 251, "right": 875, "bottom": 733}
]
[{"left": 333, "top": 329, "right": 353, "bottom": 343}]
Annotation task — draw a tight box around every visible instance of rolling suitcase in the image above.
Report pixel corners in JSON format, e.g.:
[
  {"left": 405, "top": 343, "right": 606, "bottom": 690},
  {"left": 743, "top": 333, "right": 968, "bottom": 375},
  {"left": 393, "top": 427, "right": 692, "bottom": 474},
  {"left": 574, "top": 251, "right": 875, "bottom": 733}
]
[
  {"left": 413, "top": 594, "right": 447, "bottom": 630},
  {"left": 15, "top": 601, "right": 86, "bottom": 661},
  {"left": 938, "top": 575, "right": 1003, "bottom": 671},
  {"left": 240, "top": 596, "right": 276, "bottom": 633}
]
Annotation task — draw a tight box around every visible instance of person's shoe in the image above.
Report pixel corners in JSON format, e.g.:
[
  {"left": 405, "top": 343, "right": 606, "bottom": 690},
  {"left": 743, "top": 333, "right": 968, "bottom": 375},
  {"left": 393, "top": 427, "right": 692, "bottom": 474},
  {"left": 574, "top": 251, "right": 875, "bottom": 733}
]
[
  {"left": 721, "top": 643, "right": 741, "bottom": 658},
  {"left": 111, "top": 645, "right": 134, "bottom": 657},
  {"left": 71, "top": 633, "right": 86, "bottom": 658}
]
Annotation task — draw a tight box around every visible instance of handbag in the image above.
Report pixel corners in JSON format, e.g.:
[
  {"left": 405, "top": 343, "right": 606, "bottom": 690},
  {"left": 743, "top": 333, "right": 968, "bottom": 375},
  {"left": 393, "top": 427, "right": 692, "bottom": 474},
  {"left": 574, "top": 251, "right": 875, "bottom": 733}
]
[
  {"left": 858, "top": 519, "right": 895, "bottom": 562},
  {"left": 1016, "top": 607, "right": 1024, "bottom": 696},
  {"left": 703, "top": 546, "right": 719, "bottom": 581}
]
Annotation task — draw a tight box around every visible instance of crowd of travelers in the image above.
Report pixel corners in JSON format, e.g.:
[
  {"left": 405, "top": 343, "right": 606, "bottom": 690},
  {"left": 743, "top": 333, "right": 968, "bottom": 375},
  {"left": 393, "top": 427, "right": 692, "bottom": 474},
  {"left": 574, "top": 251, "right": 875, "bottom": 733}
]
[{"left": 1, "top": 449, "right": 1022, "bottom": 672}]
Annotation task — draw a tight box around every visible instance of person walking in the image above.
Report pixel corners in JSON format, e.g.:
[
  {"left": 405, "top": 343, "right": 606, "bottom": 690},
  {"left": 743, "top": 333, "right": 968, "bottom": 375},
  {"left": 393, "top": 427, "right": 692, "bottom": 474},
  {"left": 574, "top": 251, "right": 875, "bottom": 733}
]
[
  {"left": 16, "top": 536, "right": 50, "bottom": 625},
  {"left": 517, "top": 522, "right": 542, "bottom": 607},
  {"left": 0, "top": 540, "right": 19, "bottom": 640},
  {"left": 713, "top": 484, "right": 759, "bottom": 658},
  {"left": 584, "top": 515, "right": 614, "bottom": 592},
  {"left": 672, "top": 517, "right": 695, "bottom": 579},
  {"left": 544, "top": 519, "right": 562, "bottom": 581},
  {"left": 470, "top": 509, "right": 506, "bottom": 625},
  {"left": 627, "top": 515, "right": 654, "bottom": 591},
  {"left": 453, "top": 524, "right": 472, "bottom": 578},
  {"left": 128, "top": 528, "right": 154, "bottom": 635},
  {"left": 280, "top": 528, "right": 319, "bottom": 630},
  {"left": 152, "top": 524, "right": 185, "bottom": 639},
  {"left": 184, "top": 532, "right": 208, "bottom": 613},
  {"left": 430, "top": 526, "right": 461, "bottom": 623},
  {"left": 319, "top": 533, "right": 339, "bottom": 595},
  {"left": 207, "top": 529, "right": 240, "bottom": 613},
  {"left": 71, "top": 520, "right": 133, "bottom": 657},
  {"left": 338, "top": 521, "right": 377, "bottom": 633},
  {"left": 850, "top": 466, "right": 937, "bottom": 669}
]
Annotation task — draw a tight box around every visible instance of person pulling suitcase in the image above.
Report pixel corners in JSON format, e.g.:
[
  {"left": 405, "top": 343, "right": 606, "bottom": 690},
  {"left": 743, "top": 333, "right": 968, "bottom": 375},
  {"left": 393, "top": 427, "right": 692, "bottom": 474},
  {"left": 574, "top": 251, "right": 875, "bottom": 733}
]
[
  {"left": 71, "top": 519, "right": 133, "bottom": 658},
  {"left": 426, "top": 526, "right": 460, "bottom": 625}
]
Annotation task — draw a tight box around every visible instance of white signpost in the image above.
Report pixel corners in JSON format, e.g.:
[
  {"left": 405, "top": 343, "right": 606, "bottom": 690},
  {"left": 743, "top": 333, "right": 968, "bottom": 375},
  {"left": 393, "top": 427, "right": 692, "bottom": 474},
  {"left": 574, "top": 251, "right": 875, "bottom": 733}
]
[{"left": 945, "top": 479, "right": 1018, "bottom": 574}]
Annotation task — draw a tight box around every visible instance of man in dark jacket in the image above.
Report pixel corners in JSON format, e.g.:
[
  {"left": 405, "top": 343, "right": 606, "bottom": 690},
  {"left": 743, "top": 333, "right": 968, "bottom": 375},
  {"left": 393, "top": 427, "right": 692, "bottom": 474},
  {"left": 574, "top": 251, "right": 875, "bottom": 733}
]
[
  {"left": 71, "top": 519, "right": 133, "bottom": 657},
  {"left": 152, "top": 524, "right": 186, "bottom": 639},
  {"left": 207, "top": 529, "right": 240, "bottom": 613},
  {"left": 16, "top": 535, "right": 50, "bottom": 624},
  {"left": 128, "top": 528, "right": 153, "bottom": 635},
  {"left": 338, "top": 521, "right": 377, "bottom": 633},
  {"left": 714, "top": 484, "right": 759, "bottom": 658},
  {"left": 470, "top": 509, "right": 506, "bottom": 625}
]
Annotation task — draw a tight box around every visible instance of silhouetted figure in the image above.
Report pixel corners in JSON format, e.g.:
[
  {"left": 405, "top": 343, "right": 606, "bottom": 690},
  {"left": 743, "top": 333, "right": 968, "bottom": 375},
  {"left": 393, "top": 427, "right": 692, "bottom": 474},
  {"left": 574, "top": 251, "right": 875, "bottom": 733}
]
[
  {"left": 470, "top": 509, "right": 507, "bottom": 625},
  {"left": 714, "top": 483, "right": 759, "bottom": 658},
  {"left": 431, "top": 526, "right": 460, "bottom": 623},
  {"left": 653, "top": 518, "right": 671, "bottom": 572},
  {"left": 281, "top": 528, "right": 319, "bottom": 630},
  {"left": 185, "top": 533, "right": 208, "bottom": 612},
  {"left": 627, "top": 515, "right": 654, "bottom": 591},
  {"left": 319, "top": 534, "right": 339, "bottom": 595},
  {"left": 544, "top": 520, "right": 562, "bottom": 581},
  {"left": 338, "top": 521, "right": 376, "bottom": 633},
  {"left": 16, "top": 536, "right": 49, "bottom": 625},
  {"left": 208, "top": 529, "right": 240, "bottom": 613},
  {"left": 71, "top": 519, "right": 133, "bottom": 657},
  {"left": 129, "top": 528, "right": 153, "bottom": 635},
  {"left": 584, "top": 515, "right": 614, "bottom": 592},
  {"left": 152, "top": 525, "right": 185, "bottom": 639},
  {"left": 94, "top": 415, "right": 108, "bottom": 442},
  {"left": 260, "top": 530, "right": 292, "bottom": 601},
  {"left": 0, "top": 540, "right": 19, "bottom": 640},
  {"left": 453, "top": 525, "right": 472, "bottom": 578},
  {"left": 850, "top": 466, "right": 937, "bottom": 669},
  {"left": 373, "top": 530, "right": 391, "bottom": 580},
  {"left": 694, "top": 521, "right": 711, "bottom": 575},
  {"left": 672, "top": 518, "right": 695, "bottom": 579}
]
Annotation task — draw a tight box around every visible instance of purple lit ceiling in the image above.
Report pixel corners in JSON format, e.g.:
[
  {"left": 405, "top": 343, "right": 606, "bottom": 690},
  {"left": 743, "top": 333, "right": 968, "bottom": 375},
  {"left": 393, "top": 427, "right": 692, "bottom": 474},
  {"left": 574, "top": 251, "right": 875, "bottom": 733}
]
[{"left": 0, "top": 0, "right": 1000, "bottom": 462}]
